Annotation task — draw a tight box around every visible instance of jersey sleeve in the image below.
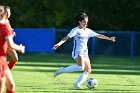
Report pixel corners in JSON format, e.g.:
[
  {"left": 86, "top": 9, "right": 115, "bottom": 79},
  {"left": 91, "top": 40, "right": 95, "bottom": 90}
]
[
  {"left": 3, "top": 23, "right": 13, "bottom": 37},
  {"left": 88, "top": 29, "right": 99, "bottom": 37},
  {"left": 67, "top": 28, "right": 78, "bottom": 38}
]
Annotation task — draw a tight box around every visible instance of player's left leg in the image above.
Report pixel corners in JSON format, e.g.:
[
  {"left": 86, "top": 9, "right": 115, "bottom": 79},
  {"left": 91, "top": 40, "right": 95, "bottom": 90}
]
[
  {"left": 84, "top": 57, "right": 92, "bottom": 73},
  {"left": 5, "top": 69, "right": 15, "bottom": 93},
  {"left": 0, "top": 77, "right": 6, "bottom": 93},
  {"left": 7, "top": 49, "right": 18, "bottom": 70},
  {"left": 73, "top": 57, "right": 91, "bottom": 89},
  {"left": 0, "top": 64, "right": 6, "bottom": 93},
  {"left": 54, "top": 67, "right": 65, "bottom": 77}
]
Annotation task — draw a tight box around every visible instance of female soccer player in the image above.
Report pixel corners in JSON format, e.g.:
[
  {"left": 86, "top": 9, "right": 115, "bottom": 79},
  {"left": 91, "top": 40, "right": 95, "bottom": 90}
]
[
  {"left": 0, "top": 5, "right": 25, "bottom": 93},
  {"left": 53, "top": 13, "right": 116, "bottom": 89},
  {"left": 4, "top": 5, "right": 19, "bottom": 70}
]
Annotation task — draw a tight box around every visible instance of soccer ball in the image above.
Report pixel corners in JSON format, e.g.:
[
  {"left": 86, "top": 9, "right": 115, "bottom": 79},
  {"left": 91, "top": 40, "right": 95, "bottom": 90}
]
[{"left": 86, "top": 78, "right": 98, "bottom": 89}]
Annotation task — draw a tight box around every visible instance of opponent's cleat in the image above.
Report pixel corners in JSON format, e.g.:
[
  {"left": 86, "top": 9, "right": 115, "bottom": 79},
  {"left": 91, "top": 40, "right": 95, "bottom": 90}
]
[
  {"left": 54, "top": 67, "right": 64, "bottom": 77},
  {"left": 73, "top": 84, "right": 83, "bottom": 90}
]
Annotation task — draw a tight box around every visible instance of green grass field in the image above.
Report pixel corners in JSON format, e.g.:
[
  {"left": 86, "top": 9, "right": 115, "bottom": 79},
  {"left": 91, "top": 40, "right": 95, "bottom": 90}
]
[{"left": 9, "top": 53, "right": 140, "bottom": 93}]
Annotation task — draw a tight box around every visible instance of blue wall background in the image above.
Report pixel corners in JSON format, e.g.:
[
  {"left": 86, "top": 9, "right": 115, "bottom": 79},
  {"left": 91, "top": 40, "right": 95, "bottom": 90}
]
[{"left": 14, "top": 28, "right": 55, "bottom": 54}]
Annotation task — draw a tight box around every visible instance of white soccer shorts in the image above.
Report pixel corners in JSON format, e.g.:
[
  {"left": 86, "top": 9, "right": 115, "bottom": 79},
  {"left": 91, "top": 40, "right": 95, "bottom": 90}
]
[{"left": 72, "top": 49, "right": 89, "bottom": 59}]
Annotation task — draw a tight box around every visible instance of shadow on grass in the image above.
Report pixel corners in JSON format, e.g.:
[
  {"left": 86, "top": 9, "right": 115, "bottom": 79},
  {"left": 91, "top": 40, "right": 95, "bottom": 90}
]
[
  {"left": 16, "top": 62, "right": 140, "bottom": 71},
  {"left": 13, "top": 53, "right": 140, "bottom": 75},
  {"left": 14, "top": 65, "right": 140, "bottom": 75}
]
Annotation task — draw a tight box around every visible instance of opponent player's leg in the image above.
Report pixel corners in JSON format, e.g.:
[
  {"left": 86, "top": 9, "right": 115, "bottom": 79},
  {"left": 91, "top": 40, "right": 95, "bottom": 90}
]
[
  {"left": 5, "top": 69, "right": 15, "bottom": 93},
  {"left": 7, "top": 49, "right": 18, "bottom": 70}
]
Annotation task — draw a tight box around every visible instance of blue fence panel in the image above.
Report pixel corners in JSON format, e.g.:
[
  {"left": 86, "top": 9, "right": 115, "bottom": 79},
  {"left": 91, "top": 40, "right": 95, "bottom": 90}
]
[
  {"left": 14, "top": 28, "right": 55, "bottom": 54},
  {"left": 91, "top": 31, "right": 140, "bottom": 58}
]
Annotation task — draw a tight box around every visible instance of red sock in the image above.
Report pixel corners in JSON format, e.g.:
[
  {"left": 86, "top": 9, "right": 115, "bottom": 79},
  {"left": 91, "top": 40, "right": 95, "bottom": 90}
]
[
  {"left": 6, "top": 90, "right": 15, "bottom": 93},
  {"left": 8, "top": 60, "right": 16, "bottom": 70}
]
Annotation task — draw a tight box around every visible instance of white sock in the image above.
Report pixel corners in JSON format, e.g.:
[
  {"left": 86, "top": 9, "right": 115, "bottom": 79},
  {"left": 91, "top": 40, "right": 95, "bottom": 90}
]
[
  {"left": 64, "top": 64, "right": 83, "bottom": 73},
  {"left": 75, "top": 71, "right": 89, "bottom": 86}
]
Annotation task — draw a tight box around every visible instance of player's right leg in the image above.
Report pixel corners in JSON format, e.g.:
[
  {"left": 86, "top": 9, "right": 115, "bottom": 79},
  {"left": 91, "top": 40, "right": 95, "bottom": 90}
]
[
  {"left": 54, "top": 67, "right": 65, "bottom": 77},
  {"left": 54, "top": 54, "right": 85, "bottom": 77},
  {"left": 54, "top": 64, "right": 84, "bottom": 77},
  {"left": 54, "top": 51, "right": 84, "bottom": 77}
]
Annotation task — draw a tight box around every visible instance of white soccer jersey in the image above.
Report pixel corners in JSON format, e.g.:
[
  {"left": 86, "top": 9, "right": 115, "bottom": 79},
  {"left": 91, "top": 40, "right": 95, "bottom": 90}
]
[{"left": 67, "top": 26, "right": 99, "bottom": 52}]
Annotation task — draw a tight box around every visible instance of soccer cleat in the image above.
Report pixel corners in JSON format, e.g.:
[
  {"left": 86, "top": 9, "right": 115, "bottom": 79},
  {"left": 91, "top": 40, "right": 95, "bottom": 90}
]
[
  {"left": 73, "top": 84, "right": 83, "bottom": 90},
  {"left": 54, "top": 67, "right": 64, "bottom": 77}
]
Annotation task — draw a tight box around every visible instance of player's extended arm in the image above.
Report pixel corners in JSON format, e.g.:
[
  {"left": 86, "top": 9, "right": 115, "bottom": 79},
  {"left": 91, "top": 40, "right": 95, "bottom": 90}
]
[
  {"left": 5, "top": 35, "right": 25, "bottom": 53},
  {"left": 53, "top": 36, "right": 70, "bottom": 50},
  {"left": 96, "top": 34, "right": 116, "bottom": 42}
]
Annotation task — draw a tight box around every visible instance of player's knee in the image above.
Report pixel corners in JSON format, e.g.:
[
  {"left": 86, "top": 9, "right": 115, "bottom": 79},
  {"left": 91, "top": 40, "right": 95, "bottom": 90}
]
[
  {"left": 88, "top": 70, "right": 92, "bottom": 73},
  {"left": 84, "top": 66, "right": 91, "bottom": 73},
  {"left": 88, "top": 69, "right": 92, "bottom": 74},
  {"left": 86, "top": 68, "right": 92, "bottom": 73},
  {"left": 7, "top": 82, "right": 15, "bottom": 91}
]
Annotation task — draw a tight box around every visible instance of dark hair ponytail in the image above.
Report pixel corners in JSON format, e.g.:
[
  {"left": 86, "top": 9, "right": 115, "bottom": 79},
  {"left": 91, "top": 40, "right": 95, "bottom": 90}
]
[{"left": 75, "top": 13, "right": 88, "bottom": 24}]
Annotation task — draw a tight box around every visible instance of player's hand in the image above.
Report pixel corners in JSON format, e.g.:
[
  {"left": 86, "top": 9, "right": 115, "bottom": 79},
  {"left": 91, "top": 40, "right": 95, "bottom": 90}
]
[
  {"left": 19, "top": 44, "right": 25, "bottom": 53},
  {"left": 110, "top": 36, "right": 116, "bottom": 42},
  {"left": 13, "top": 31, "right": 16, "bottom": 36},
  {"left": 52, "top": 44, "right": 60, "bottom": 50}
]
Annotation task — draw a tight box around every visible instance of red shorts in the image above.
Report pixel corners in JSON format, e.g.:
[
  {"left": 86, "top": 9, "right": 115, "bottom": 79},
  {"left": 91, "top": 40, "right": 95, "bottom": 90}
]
[{"left": 0, "top": 63, "right": 8, "bottom": 78}]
